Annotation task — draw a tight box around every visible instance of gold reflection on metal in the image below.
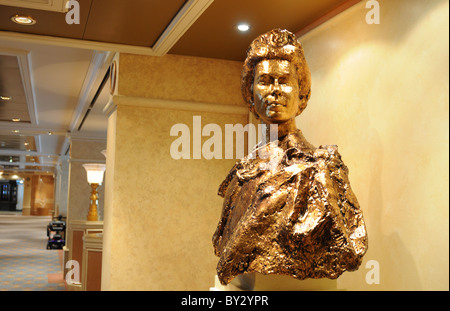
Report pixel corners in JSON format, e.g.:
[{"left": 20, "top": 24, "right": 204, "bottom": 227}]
[
  {"left": 87, "top": 183, "right": 99, "bottom": 221},
  {"left": 212, "top": 29, "right": 368, "bottom": 285}
]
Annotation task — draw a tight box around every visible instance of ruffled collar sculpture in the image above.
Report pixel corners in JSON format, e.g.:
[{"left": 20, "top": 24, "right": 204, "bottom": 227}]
[{"left": 212, "top": 29, "right": 368, "bottom": 286}]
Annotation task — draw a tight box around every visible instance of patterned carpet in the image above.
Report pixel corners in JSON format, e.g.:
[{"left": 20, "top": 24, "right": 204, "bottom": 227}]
[{"left": 0, "top": 213, "right": 66, "bottom": 291}]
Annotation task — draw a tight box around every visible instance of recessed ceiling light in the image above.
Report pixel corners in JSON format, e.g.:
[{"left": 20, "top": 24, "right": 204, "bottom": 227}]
[
  {"left": 12, "top": 118, "right": 21, "bottom": 122},
  {"left": 12, "top": 130, "right": 20, "bottom": 133},
  {"left": 0, "top": 96, "right": 11, "bottom": 100},
  {"left": 11, "top": 15, "right": 36, "bottom": 26},
  {"left": 236, "top": 23, "right": 251, "bottom": 32}
]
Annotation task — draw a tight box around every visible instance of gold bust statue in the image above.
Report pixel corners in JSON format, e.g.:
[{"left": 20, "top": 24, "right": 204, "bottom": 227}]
[{"left": 212, "top": 29, "right": 368, "bottom": 285}]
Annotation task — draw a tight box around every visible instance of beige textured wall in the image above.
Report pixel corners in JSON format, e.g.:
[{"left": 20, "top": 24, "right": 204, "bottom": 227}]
[
  {"left": 68, "top": 139, "right": 107, "bottom": 222},
  {"left": 298, "top": 0, "right": 449, "bottom": 290},
  {"left": 103, "top": 54, "right": 247, "bottom": 290},
  {"left": 118, "top": 53, "right": 243, "bottom": 106}
]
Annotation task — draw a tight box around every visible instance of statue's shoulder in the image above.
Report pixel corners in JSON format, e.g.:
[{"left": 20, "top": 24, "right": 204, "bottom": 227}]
[
  {"left": 218, "top": 161, "right": 240, "bottom": 197},
  {"left": 217, "top": 154, "right": 261, "bottom": 197},
  {"left": 313, "top": 144, "right": 350, "bottom": 176},
  {"left": 314, "top": 144, "right": 343, "bottom": 160}
]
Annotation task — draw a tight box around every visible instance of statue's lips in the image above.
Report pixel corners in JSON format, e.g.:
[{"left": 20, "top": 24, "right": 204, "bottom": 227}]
[{"left": 264, "top": 101, "right": 286, "bottom": 110}]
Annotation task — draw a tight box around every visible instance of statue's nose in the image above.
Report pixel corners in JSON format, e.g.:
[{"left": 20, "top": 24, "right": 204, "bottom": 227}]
[{"left": 270, "top": 80, "right": 282, "bottom": 95}]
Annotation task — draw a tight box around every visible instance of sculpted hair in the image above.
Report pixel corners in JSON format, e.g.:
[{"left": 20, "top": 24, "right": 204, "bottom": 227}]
[{"left": 241, "top": 29, "right": 312, "bottom": 116}]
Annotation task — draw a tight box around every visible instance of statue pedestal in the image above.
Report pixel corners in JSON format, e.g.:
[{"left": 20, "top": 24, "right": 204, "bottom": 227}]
[{"left": 211, "top": 273, "right": 338, "bottom": 291}]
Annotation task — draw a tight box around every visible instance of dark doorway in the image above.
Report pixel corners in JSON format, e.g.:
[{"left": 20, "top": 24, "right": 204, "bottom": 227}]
[{"left": 0, "top": 180, "right": 18, "bottom": 211}]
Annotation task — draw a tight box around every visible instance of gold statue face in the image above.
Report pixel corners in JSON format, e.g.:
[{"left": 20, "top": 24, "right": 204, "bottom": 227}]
[
  {"left": 241, "top": 29, "right": 311, "bottom": 120},
  {"left": 253, "top": 59, "right": 300, "bottom": 124}
]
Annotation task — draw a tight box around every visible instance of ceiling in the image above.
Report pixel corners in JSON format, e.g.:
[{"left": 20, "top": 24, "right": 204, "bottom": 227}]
[{"left": 0, "top": 0, "right": 358, "bottom": 177}]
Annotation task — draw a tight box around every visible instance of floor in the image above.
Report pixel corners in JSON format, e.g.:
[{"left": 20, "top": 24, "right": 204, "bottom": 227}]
[{"left": 0, "top": 213, "right": 66, "bottom": 291}]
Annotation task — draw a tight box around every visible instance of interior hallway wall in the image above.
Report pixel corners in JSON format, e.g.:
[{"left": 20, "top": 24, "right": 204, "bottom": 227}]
[
  {"left": 298, "top": 0, "right": 449, "bottom": 290},
  {"left": 67, "top": 139, "right": 107, "bottom": 222}
]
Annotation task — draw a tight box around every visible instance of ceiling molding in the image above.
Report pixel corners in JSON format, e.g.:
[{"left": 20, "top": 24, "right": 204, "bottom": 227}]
[
  {"left": 60, "top": 136, "right": 70, "bottom": 157},
  {"left": 1, "top": 169, "right": 54, "bottom": 175},
  {"left": 102, "top": 97, "right": 116, "bottom": 118},
  {"left": 0, "top": 0, "right": 69, "bottom": 12},
  {"left": 35, "top": 133, "right": 42, "bottom": 155},
  {"left": 0, "top": 149, "right": 59, "bottom": 157},
  {"left": 0, "top": 0, "right": 214, "bottom": 57},
  {"left": 17, "top": 50, "right": 38, "bottom": 125},
  {"left": 152, "top": 0, "right": 215, "bottom": 56},
  {"left": 70, "top": 158, "right": 105, "bottom": 163},
  {"left": 0, "top": 123, "right": 67, "bottom": 135},
  {"left": 69, "top": 134, "right": 107, "bottom": 141},
  {"left": 0, "top": 30, "right": 159, "bottom": 55},
  {"left": 68, "top": 50, "right": 115, "bottom": 133},
  {"left": 60, "top": 50, "right": 112, "bottom": 159},
  {"left": 0, "top": 160, "right": 56, "bottom": 167},
  {"left": 0, "top": 47, "right": 38, "bottom": 125},
  {"left": 296, "top": 0, "right": 362, "bottom": 37}
]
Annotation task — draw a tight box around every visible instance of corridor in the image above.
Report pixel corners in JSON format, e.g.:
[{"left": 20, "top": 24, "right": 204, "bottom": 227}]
[{"left": 0, "top": 213, "right": 66, "bottom": 291}]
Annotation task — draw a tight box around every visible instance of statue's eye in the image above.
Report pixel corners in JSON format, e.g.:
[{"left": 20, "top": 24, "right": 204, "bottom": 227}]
[
  {"left": 259, "top": 76, "right": 273, "bottom": 85},
  {"left": 258, "top": 76, "right": 272, "bottom": 86},
  {"left": 278, "top": 76, "right": 288, "bottom": 85}
]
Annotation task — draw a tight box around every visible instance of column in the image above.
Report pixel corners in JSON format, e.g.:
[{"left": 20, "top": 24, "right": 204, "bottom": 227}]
[{"left": 101, "top": 53, "right": 248, "bottom": 290}]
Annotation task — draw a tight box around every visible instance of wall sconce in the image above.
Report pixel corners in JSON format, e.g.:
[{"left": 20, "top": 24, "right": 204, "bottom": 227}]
[{"left": 82, "top": 164, "right": 106, "bottom": 221}]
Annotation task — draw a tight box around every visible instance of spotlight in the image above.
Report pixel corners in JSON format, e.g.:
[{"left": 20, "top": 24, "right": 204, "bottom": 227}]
[{"left": 11, "top": 15, "right": 36, "bottom": 25}]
